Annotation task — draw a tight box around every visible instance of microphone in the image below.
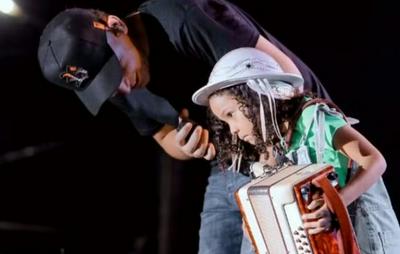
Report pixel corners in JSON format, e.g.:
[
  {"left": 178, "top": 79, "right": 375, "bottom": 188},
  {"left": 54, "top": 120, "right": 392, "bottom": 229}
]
[
  {"left": 239, "top": 159, "right": 292, "bottom": 178},
  {"left": 249, "top": 162, "right": 270, "bottom": 178},
  {"left": 238, "top": 160, "right": 270, "bottom": 178}
]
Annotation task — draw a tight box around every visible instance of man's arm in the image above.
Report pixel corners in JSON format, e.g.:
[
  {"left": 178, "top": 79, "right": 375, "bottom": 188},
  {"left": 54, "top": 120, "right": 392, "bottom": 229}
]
[
  {"left": 153, "top": 124, "right": 192, "bottom": 160},
  {"left": 255, "top": 35, "right": 301, "bottom": 76}
]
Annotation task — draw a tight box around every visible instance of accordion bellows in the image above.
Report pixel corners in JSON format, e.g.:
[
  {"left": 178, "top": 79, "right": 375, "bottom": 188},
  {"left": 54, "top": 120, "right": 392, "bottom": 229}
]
[{"left": 235, "top": 164, "right": 360, "bottom": 254}]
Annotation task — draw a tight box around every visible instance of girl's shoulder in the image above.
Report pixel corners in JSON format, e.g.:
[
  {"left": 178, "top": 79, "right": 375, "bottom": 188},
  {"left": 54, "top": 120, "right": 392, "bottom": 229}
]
[
  {"left": 300, "top": 97, "right": 346, "bottom": 120},
  {"left": 296, "top": 98, "right": 347, "bottom": 132}
]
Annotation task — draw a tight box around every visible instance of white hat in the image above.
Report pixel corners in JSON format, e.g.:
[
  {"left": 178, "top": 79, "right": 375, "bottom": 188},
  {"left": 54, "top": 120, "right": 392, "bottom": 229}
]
[{"left": 192, "top": 47, "right": 304, "bottom": 106}]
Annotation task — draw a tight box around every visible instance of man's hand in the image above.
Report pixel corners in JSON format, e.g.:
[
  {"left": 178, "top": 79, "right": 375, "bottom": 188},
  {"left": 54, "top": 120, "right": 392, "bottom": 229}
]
[
  {"left": 175, "top": 109, "right": 216, "bottom": 160},
  {"left": 175, "top": 121, "right": 215, "bottom": 160},
  {"left": 153, "top": 109, "right": 216, "bottom": 160}
]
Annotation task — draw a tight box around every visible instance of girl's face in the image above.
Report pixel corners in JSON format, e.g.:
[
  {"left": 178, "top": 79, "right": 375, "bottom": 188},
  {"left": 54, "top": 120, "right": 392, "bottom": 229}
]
[{"left": 209, "top": 93, "right": 256, "bottom": 145}]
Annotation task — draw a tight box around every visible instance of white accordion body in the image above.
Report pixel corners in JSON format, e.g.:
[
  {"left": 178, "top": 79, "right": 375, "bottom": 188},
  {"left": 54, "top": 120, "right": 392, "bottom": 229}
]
[{"left": 236, "top": 164, "right": 341, "bottom": 254}]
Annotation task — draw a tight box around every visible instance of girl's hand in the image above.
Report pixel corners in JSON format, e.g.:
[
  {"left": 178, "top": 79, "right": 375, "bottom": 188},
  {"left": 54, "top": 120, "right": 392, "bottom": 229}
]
[{"left": 302, "top": 198, "right": 332, "bottom": 234}]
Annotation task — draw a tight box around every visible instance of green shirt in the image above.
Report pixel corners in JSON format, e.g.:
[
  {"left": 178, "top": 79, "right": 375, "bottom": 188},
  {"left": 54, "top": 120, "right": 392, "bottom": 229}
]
[{"left": 287, "top": 104, "right": 349, "bottom": 187}]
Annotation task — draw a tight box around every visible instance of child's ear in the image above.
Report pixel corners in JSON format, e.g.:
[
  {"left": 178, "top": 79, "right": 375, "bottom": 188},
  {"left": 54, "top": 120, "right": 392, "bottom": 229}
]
[{"left": 106, "top": 15, "right": 128, "bottom": 35}]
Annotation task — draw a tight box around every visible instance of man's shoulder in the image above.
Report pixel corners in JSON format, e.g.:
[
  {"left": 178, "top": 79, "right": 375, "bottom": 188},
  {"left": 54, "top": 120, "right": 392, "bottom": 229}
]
[
  {"left": 139, "top": 0, "right": 238, "bottom": 21},
  {"left": 138, "top": 0, "right": 191, "bottom": 33},
  {"left": 139, "top": 0, "right": 192, "bottom": 15}
]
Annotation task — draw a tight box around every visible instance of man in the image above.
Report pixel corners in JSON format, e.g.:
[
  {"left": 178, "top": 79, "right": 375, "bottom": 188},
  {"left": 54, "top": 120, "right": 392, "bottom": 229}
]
[{"left": 38, "top": 1, "right": 328, "bottom": 253}]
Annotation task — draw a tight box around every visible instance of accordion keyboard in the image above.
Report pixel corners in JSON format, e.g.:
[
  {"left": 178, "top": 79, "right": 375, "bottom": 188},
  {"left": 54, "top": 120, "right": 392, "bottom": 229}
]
[{"left": 285, "top": 202, "right": 312, "bottom": 253}]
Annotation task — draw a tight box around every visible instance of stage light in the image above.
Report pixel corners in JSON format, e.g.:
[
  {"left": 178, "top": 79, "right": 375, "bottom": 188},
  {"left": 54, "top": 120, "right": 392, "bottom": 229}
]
[{"left": 0, "top": 0, "right": 18, "bottom": 15}]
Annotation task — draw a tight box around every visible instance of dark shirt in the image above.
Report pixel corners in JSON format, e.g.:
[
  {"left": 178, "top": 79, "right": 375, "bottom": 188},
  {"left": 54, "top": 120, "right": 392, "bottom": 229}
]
[{"left": 111, "top": 0, "right": 328, "bottom": 136}]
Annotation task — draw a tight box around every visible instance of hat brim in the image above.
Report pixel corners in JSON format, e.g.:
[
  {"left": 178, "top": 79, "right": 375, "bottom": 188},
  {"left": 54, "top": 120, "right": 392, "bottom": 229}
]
[
  {"left": 75, "top": 55, "right": 123, "bottom": 115},
  {"left": 192, "top": 73, "right": 303, "bottom": 106}
]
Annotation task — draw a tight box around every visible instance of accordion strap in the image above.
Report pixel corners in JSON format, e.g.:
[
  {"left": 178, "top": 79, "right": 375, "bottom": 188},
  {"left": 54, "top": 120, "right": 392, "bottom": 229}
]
[
  {"left": 312, "top": 174, "right": 360, "bottom": 254},
  {"left": 285, "top": 97, "right": 347, "bottom": 148}
]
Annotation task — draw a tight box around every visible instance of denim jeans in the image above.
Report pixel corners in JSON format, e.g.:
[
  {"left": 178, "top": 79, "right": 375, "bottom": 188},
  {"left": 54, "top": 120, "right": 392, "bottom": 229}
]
[
  {"left": 198, "top": 166, "right": 255, "bottom": 254},
  {"left": 348, "top": 175, "right": 400, "bottom": 254}
]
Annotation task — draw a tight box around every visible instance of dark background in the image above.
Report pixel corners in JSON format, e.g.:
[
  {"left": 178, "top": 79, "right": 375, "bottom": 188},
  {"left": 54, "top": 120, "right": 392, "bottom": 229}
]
[{"left": 0, "top": 0, "right": 398, "bottom": 253}]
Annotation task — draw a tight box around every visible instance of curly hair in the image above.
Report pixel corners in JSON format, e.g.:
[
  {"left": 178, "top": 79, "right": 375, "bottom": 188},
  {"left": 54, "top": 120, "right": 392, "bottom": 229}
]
[{"left": 207, "top": 83, "right": 305, "bottom": 169}]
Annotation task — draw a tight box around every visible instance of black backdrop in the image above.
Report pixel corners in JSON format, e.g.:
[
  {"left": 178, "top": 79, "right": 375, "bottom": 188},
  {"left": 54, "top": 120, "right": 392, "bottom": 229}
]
[{"left": 0, "top": 0, "right": 398, "bottom": 253}]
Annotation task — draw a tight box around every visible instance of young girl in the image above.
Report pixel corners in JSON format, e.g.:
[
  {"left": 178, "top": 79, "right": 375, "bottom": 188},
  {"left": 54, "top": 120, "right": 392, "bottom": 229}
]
[{"left": 192, "top": 47, "right": 400, "bottom": 253}]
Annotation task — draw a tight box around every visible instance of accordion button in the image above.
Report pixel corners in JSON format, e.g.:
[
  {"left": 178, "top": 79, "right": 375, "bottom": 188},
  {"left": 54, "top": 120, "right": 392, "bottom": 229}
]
[
  {"left": 294, "top": 230, "right": 299, "bottom": 235},
  {"left": 300, "top": 234, "right": 307, "bottom": 238}
]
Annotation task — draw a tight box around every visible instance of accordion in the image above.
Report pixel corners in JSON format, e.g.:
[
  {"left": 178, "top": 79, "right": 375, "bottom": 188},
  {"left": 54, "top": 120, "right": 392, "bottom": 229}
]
[{"left": 235, "top": 164, "right": 360, "bottom": 254}]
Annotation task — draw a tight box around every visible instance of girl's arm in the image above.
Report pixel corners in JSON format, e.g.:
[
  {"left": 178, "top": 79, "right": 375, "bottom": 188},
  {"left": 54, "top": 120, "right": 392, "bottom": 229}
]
[
  {"left": 333, "top": 124, "right": 387, "bottom": 205},
  {"left": 303, "top": 124, "right": 386, "bottom": 234}
]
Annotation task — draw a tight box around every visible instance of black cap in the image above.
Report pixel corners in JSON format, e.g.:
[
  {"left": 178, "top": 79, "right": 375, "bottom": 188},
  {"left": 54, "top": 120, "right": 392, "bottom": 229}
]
[{"left": 38, "top": 8, "right": 123, "bottom": 115}]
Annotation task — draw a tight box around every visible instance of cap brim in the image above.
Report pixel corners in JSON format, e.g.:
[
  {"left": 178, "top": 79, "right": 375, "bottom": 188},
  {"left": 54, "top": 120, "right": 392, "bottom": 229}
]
[
  {"left": 75, "top": 55, "right": 122, "bottom": 115},
  {"left": 192, "top": 73, "right": 303, "bottom": 106}
]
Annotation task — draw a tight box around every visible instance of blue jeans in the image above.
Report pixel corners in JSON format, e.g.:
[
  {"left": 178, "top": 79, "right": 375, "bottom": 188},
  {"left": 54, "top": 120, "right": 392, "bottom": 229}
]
[
  {"left": 198, "top": 166, "right": 254, "bottom": 254},
  {"left": 348, "top": 176, "right": 400, "bottom": 254}
]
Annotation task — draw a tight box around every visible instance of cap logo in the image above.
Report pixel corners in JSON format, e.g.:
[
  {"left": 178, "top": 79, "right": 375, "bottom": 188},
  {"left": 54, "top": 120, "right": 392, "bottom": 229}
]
[{"left": 59, "top": 65, "right": 89, "bottom": 89}]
